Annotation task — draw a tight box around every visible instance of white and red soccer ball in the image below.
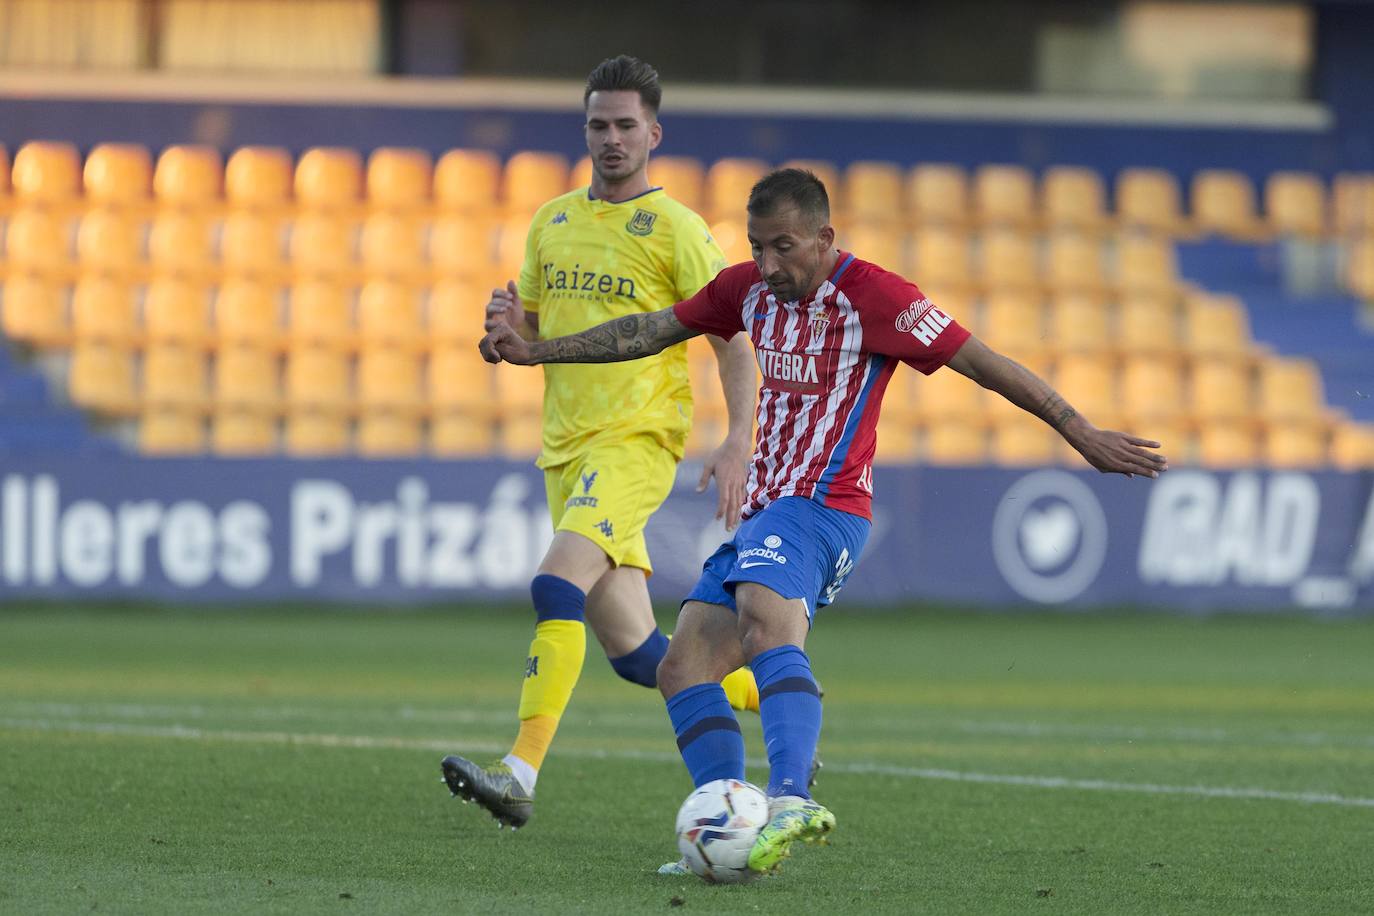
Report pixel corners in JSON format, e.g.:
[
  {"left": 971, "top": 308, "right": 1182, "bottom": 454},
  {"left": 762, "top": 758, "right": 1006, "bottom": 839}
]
[{"left": 674, "top": 778, "right": 769, "bottom": 884}]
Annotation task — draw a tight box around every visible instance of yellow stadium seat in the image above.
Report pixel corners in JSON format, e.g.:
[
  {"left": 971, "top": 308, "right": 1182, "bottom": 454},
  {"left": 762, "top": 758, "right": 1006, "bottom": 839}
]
[
  {"left": 1042, "top": 167, "right": 1107, "bottom": 233},
  {"left": 366, "top": 147, "right": 432, "bottom": 212},
  {"left": 139, "top": 408, "right": 205, "bottom": 454},
  {"left": 71, "top": 277, "right": 138, "bottom": 345},
  {"left": 980, "top": 351, "right": 1052, "bottom": 424},
  {"left": 289, "top": 213, "right": 356, "bottom": 279},
  {"left": 973, "top": 165, "right": 1035, "bottom": 229},
  {"left": 688, "top": 355, "right": 727, "bottom": 424},
  {"left": 285, "top": 411, "right": 351, "bottom": 456},
  {"left": 1116, "top": 293, "right": 1181, "bottom": 356},
  {"left": 285, "top": 346, "right": 351, "bottom": 411},
  {"left": 843, "top": 161, "right": 904, "bottom": 224},
  {"left": 842, "top": 224, "right": 907, "bottom": 273},
  {"left": 907, "top": 164, "right": 967, "bottom": 227},
  {"left": 1, "top": 275, "right": 70, "bottom": 347},
  {"left": 1192, "top": 169, "right": 1264, "bottom": 239},
  {"left": 1055, "top": 353, "right": 1117, "bottom": 419},
  {"left": 1345, "top": 237, "right": 1374, "bottom": 300},
  {"left": 1122, "top": 419, "right": 1191, "bottom": 466},
  {"left": 357, "top": 280, "right": 424, "bottom": 348},
  {"left": 434, "top": 149, "right": 501, "bottom": 214},
  {"left": 990, "top": 415, "right": 1057, "bottom": 467},
  {"left": 288, "top": 281, "right": 354, "bottom": 349},
  {"left": 430, "top": 411, "right": 495, "bottom": 457},
  {"left": 76, "top": 209, "right": 143, "bottom": 278},
  {"left": 82, "top": 143, "right": 152, "bottom": 209},
  {"left": 429, "top": 343, "right": 496, "bottom": 414},
  {"left": 212, "top": 408, "right": 278, "bottom": 455},
  {"left": 357, "top": 347, "right": 422, "bottom": 411},
  {"left": 1262, "top": 421, "right": 1327, "bottom": 469},
  {"left": 1045, "top": 233, "right": 1106, "bottom": 295},
  {"left": 912, "top": 363, "right": 985, "bottom": 424},
  {"left": 683, "top": 412, "right": 727, "bottom": 460},
  {"left": 12, "top": 142, "right": 81, "bottom": 206},
  {"left": 980, "top": 291, "right": 1044, "bottom": 355},
  {"left": 647, "top": 156, "right": 707, "bottom": 212},
  {"left": 1047, "top": 294, "right": 1109, "bottom": 354},
  {"left": 706, "top": 158, "right": 769, "bottom": 222},
  {"left": 357, "top": 411, "right": 424, "bottom": 456},
  {"left": 910, "top": 227, "right": 973, "bottom": 299},
  {"left": 142, "top": 344, "right": 208, "bottom": 409},
  {"left": 1184, "top": 294, "right": 1251, "bottom": 356},
  {"left": 221, "top": 212, "right": 287, "bottom": 279},
  {"left": 225, "top": 146, "right": 294, "bottom": 211},
  {"left": 1264, "top": 172, "right": 1326, "bottom": 237},
  {"left": 1120, "top": 356, "right": 1185, "bottom": 421},
  {"left": 359, "top": 212, "right": 426, "bottom": 280},
  {"left": 873, "top": 411, "right": 919, "bottom": 464},
  {"left": 215, "top": 345, "right": 280, "bottom": 410},
  {"left": 1198, "top": 422, "right": 1259, "bottom": 468},
  {"left": 1331, "top": 422, "right": 1374, "bottom": 470},
  {"left": 503, "top": 151, "right": 569, "bottom": 216},
  {"left": 1116, "top": 234, "right": 1179, "bottom": 297},
  {"left": 495, "top": 363, "right": 543, "bottom": 413},
  {"left": 145, "top": 278, "right": 211, "bottom": 346},
  {"left": 153, "top": 145, "right": 223, "bottom": 209},
  {"left": 295, "top": 147, "right": 363, "bottom": 211},
  {"left": 1190, "top": 361, "right": 1253, "bottom": 422},
  {"left": 69, "top": 342, "right": 137, "bottom": 414},
  {"left": 1257, "top": 357, "right": 1324, "bottom": 421},
  {"left": 1116, "top": 168, "right": 1184, "bottom": 234},
  {"left": 148, "top": 211, "right": 216, "bottom": 278},
  {"left": 430, "top": 214, "right": 497, "bottom": 279},
  {"left": 924, "top": 421, "right": 988, "bottom": 465},
  {"left": 7, "top": 208, "right": 73, "bottom": 276},
  {"left": 568, "top": 156, "right": 594, "bottom": 191},
  {"left": 1333, "top": 174, "right": 1374, "bottom": 237},
  {"left": 428, "top": 279, "right": 487, "bottom": 347},
  {"left": 979, "top": 230, "right": 1040, "bottom": 293},
  {"left": 499, "top": 413, "right": 544, "bottom": 457},
  {"left": 708, "top": 219, "right": 751, "bottom": 265},
  {"left": 214, "top": 281, "right": 281, "bottom": 348},
  {"left": 495, "top": 214, "right": 535, "bottom": 276}
]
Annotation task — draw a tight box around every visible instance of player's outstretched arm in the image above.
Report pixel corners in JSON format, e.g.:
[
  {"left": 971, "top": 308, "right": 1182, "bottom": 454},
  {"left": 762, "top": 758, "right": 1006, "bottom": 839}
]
[
  {"left": 478, "top": 305, "right": 699, "bottom": 366},
  {"left": 945, "top": 336, "right": 1169, "bottom": 478}
]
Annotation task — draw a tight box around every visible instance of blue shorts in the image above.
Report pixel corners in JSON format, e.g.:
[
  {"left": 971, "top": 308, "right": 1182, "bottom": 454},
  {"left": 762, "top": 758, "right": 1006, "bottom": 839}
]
[{"left": 685, "top": 496, "right": 871, "bottom": 622}]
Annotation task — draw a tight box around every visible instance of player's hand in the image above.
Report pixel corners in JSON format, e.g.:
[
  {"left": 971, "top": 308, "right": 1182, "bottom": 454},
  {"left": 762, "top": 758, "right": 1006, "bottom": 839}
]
[
  {"left": 699, "top": 435, "right": 751, "bottom": 530},
  {"left": 478, "top": 323, "right": 534, "bottom": 365},
  {"left": 1072, "top": 428, "right": 1169, "bottom": 478},
  {"left": 484, "top": 280, "right": 523, "bottom": 332}
]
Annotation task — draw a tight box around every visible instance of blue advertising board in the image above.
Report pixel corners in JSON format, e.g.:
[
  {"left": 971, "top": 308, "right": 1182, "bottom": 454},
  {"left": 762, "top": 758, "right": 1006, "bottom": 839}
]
[{"left": 0, "top": 456, "right": 1370, "bottom": 613}]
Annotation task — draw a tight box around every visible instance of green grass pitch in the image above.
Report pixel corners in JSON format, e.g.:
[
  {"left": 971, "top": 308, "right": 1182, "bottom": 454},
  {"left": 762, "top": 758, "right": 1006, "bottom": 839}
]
[{"left": 2, "top": 603, "right": 1372, "bottom": 915}]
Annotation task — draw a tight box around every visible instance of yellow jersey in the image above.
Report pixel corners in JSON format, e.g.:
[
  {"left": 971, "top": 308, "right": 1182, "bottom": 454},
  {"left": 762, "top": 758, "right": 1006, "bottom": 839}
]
[{"left": 517, "top": 187, "right": 728, "bottom": 469}]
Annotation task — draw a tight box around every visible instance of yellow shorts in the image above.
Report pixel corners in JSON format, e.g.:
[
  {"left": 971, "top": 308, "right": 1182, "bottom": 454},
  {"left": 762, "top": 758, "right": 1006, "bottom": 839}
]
[{"left": 543, "top": 434, "right": 679, "bottom": 573}]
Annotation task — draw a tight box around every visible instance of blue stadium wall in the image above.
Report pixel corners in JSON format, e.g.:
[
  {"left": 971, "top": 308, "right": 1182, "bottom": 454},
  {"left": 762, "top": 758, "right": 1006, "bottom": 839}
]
[{"left": 0, "top": 458, "right": 1370, "bottom": 613}]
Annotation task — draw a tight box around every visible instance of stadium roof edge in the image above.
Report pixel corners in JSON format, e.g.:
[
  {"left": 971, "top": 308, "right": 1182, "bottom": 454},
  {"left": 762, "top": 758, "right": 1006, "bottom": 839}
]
[{"left": 0, "top": 70, "right": 1331, "bottom": 133}]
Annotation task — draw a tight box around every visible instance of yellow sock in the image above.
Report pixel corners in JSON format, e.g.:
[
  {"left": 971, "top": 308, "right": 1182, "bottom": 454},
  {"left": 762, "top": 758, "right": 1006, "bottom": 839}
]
[
  {"left": 511, "top": 619, "right": 586, "bottom": 770},
  {"left": 721, "top": 665, "right": 760, "bottom": 714}
]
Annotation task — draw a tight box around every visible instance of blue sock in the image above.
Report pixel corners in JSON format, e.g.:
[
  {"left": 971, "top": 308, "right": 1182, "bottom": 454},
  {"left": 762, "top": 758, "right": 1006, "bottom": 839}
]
[
  {"left": 751, "top": 644, "right": 821, "bottom": 799},
  {"left": 608, "top": 629, "right": 669, "bottom": 687},
  {"left": 665, "top": 683, "right": 745, "bottom": 787}
]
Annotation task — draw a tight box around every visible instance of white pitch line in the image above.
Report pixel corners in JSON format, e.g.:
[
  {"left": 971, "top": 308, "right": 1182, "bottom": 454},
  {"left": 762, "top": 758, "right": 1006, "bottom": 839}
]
[{"left": 4, "top": 716, "right": 1373, "bottom": 810}]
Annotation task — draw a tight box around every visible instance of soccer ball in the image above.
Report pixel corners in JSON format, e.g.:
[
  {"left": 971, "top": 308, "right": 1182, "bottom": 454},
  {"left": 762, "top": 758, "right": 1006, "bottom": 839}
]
[{"left": 674, "top": 778, "right": 769, "bottom": 884}]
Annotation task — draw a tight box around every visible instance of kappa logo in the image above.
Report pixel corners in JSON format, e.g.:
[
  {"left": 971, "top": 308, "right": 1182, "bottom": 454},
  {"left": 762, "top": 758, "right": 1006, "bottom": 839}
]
[
  {"left": 595, "top": 518, "right": 615, "bottom": 540},
  {"left": 549, "top": 211, "right": 568, "bottom": 225},
  {"left": 626, "top": 208, "right": 657, "bottom": 236},
  {"left": 895, "top": 299, "right": 953, "bottom": 346},
  {"left": 524, "top": 655, "right": 539, "bottom": 678}
]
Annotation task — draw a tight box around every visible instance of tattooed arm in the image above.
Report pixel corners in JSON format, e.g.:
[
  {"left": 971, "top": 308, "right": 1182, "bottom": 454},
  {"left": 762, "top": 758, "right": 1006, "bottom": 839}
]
[
  {"left": 478, "top": 306, "right": 699, "bottom": 366},
  {"left": 945, "top": 336, "right": 1168, "bottom": 478}
]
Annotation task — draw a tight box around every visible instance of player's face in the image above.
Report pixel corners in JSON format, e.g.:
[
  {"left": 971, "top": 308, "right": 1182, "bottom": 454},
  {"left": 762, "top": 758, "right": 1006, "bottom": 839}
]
[
  {"left": 748, "top": 207, "right": 835, "bottom": 303},
  {"left": 584, "top": 90, "right": 661, "bottom": 184}
]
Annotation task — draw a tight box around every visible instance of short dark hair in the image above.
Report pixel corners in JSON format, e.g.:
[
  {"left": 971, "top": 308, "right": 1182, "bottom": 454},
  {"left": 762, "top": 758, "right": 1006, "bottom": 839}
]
[
  {"left": 747, "top": 168, "right": 831, "bottom": 227},
  {"left": 584, "top": 55, "right": 662, "bottom": 115}
]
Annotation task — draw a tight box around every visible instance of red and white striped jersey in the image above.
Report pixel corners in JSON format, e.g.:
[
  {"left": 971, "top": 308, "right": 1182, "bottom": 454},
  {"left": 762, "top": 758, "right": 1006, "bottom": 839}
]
[{"left": 674, "top": 252, "right": 970, "bottom": 520}]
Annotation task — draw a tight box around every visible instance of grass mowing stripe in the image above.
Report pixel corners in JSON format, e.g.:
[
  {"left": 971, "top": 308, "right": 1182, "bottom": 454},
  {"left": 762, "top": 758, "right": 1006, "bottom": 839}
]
[{"left": 8, "top": 716, "right": 1373, "bottom": 810}]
